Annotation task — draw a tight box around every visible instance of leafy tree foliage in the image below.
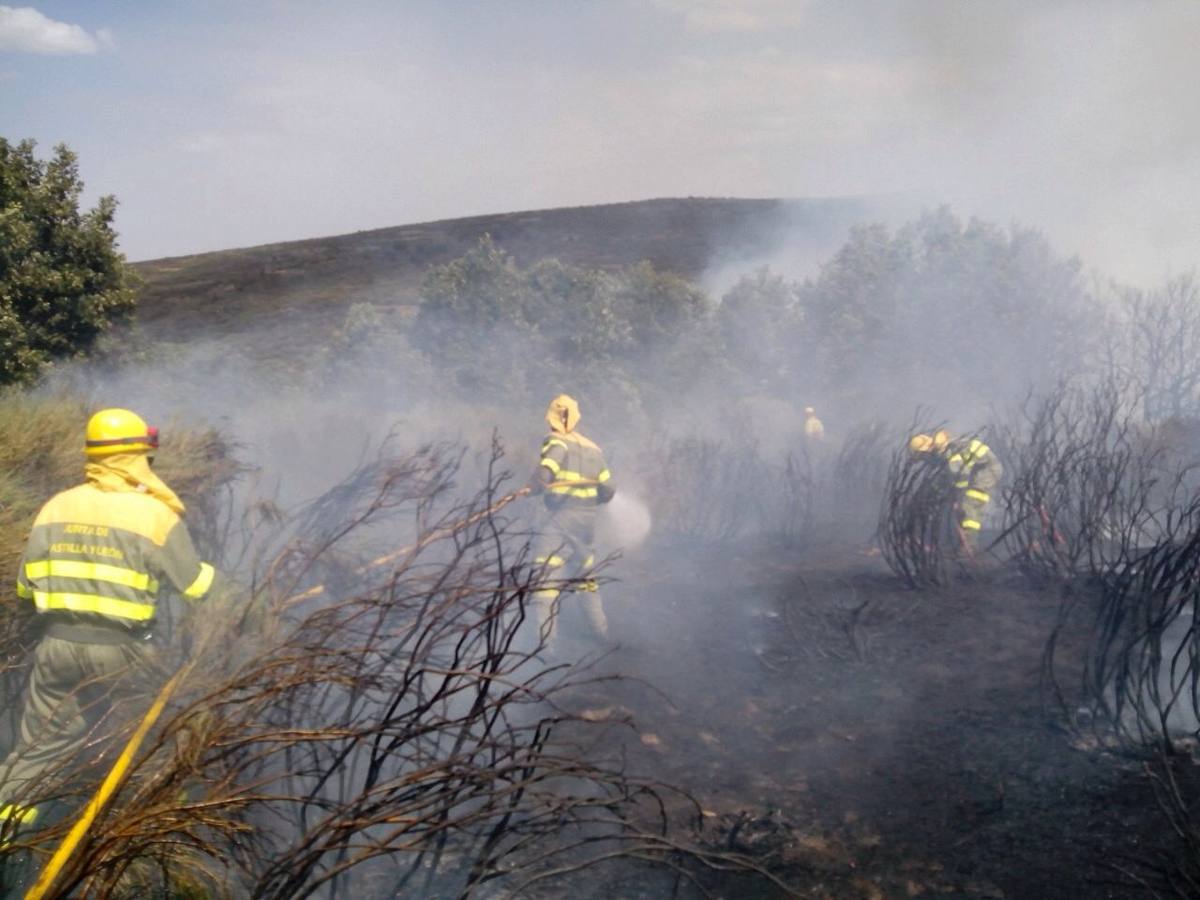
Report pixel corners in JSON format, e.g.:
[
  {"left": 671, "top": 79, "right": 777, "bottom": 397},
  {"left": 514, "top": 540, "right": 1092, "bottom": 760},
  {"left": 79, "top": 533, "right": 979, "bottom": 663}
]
[
  {"left": 610, "top": 262, "right": 723, "bottom": 398},
  {"left": 524, "top": 258, "right": 628, "bottom": 366},
  {"left": 614, "top": 261, "right": 711, "bottom": 358},
  {"left": 411, "top": 235, "right": 534, "bottom": 396},
  {"left": 0, "top": 139, "right": 137, "bottom": 384},
  {"left": 412, "top": 236, "right": 717, "bottom": 413},
  {"left": 796, "top": 208, "right": 1094, "bottom": 411},
  {"left": 797, "top": 222, "right": 905, "bottom": 388},
  {"left": 409, "top": 210, "right": 1098, "bottom": 426},
  {"left": 718, "top": 267, "right": 802, "bottom": 392}
]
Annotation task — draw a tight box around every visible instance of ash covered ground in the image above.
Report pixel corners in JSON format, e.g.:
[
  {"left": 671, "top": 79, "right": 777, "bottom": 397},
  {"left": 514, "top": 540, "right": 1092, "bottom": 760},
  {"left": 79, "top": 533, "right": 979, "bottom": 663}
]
[{"left": 545, "top": 534, "right": 1162, "bottom": 899}]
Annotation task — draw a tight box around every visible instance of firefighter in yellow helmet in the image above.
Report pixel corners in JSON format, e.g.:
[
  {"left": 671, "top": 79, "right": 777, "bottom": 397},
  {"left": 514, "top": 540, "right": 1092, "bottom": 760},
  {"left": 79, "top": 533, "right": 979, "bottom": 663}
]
[
  {"left": 0, "top": 409, "right": 218, "bottom": 847},
  {"left": 528, "top": 395, "right": 615, "bottom": 650},
  {"left": 909, "top": 429, "right": 1002, "bottom": 552},
  {"left": 804, "top": 406, "right": 825, "bottom": 441}
]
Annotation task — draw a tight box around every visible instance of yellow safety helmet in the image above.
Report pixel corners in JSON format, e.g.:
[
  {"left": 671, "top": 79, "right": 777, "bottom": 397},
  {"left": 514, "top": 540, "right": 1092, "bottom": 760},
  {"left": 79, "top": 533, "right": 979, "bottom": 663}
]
[
  {"left": 909, "top": 433, "right": 934, "bottom": 453},
  {"left": 545, "top": 394, "right": 581, "bottom": 434},
  {"left": 85, "top": 408, "right": 159, "bottom": 457},
  {"left": 910, "top": 430, "right": 951, "bottom": 453}
]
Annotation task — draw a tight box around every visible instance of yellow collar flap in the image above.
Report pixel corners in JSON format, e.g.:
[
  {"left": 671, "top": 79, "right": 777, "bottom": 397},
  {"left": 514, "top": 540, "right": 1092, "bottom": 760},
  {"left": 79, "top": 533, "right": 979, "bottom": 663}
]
[{"left": 85, "top": 455, "right": 186, "bottom": 515}]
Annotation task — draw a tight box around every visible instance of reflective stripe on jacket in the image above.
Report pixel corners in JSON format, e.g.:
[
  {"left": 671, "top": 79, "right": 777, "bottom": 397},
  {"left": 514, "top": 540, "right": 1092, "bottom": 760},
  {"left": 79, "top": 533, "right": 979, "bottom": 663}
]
[
  {"left": 540, "top": 433, "right": 613, "bottom": 503},
  {"left": 946, "top": 438, "right": 992, "bottom": 490},
  {"left": 15, "top": 482, "right": 214, "bottom": 631}
]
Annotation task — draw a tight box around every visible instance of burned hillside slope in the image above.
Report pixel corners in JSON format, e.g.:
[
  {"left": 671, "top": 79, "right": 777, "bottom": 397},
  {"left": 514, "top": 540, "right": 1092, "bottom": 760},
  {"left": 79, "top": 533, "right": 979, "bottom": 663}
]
[{"left": 130, "top": 197, "right": 865, "bottom": 351}]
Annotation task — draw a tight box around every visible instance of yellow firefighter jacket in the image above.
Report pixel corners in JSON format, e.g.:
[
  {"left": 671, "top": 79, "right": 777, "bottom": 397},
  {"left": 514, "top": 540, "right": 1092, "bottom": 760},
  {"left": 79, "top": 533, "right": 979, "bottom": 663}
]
[
  {"left": 15, "top": 454, "right": 215, "bottom": 634},
  {"left": 944, "top": 438, "right": 996, "bottom": 491},
  {"left": 538, "top": 394, "right": 615, "bottom": 509}
]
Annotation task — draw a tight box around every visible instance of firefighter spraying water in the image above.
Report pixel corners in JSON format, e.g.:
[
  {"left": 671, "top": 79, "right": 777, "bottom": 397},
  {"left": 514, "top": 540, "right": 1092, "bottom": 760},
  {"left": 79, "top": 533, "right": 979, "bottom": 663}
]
[{"left": 528, "top": 394, "right": 616, "bottom": 652}]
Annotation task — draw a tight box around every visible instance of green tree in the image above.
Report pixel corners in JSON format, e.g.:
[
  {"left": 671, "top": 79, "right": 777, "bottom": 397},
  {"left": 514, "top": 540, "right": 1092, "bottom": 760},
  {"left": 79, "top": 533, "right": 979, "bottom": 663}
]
[
  {"left": 796, "top": 208, "right": 1093, "bottom": 410},
  {"left": 414, "top": 236, "right": 729, "bottom": 413},
  {"left": 797, "top": 221, "right": 909, "bottom": 388},
  {"left": 411, "top": 234, "right": 531, "bottom": 396},
  {"left": 318, "top": 302, "right": 429, "bottom": 392},
  {"left": 889, "top": 208, "right": 1092, "bottom": 402},
  {"left": 0, "top": 139, "right": 137, "bottom": 384},
  {"left": 613, "top": 261, "right": 711, "bottom": 357},
  {"left": 524, "top": 258, "right": 629, "bottom": 366},
  {"left": 718, "top": 267, "right": 801, "bottom": 392},
  {"left": 413, "top": 235, "right": 525, "bottom": 350}
]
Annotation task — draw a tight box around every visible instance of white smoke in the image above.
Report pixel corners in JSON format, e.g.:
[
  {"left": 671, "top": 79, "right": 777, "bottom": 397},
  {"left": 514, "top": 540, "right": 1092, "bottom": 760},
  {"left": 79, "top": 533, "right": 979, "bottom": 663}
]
[{"left": 599, "top": 492, "right": 653, "bottom": 550}]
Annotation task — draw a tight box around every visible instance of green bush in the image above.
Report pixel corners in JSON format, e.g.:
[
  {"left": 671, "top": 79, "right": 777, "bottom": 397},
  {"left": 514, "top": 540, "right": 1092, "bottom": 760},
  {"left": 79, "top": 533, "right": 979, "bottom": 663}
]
[
  {"left": 409, "top": 210, "right": 1098, "bottom": 427},
  {"left": 718, "top": 267, "right": 802, "bottom": 393},
  {"left": 412, "top": 237, "right": 722, "bottom": 415},
  {"left": 0, "top": 139, "right": 138, "bottom": 385},
  {"left": 795, "top": 208, "right": 1094, "bottom": 409}
]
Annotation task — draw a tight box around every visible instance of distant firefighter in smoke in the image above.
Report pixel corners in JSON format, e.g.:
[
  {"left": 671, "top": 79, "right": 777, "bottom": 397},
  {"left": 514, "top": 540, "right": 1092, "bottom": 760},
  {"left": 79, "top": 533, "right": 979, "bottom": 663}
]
[
  {"left": 529, "top": 394, "right": 615, "bottom": 650},
  {"left": 804, "top": 406, "right": 825, "bottom": 441},
  {"left": 908, "top": 429, "right": 1002, "bottom": 554}
]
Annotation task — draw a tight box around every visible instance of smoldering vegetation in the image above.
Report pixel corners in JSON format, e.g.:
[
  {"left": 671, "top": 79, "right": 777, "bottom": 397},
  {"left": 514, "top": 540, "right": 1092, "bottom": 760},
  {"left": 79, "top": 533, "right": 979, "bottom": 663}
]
[
  {"left": 879, "top": 383, "right": 1200, "bottom": 895},
  {"left": 4, "top": 206, "right": 1200, "bottom": 895},
  {"left": 0, "top": 437, "right": 791, "bottom": 898}
]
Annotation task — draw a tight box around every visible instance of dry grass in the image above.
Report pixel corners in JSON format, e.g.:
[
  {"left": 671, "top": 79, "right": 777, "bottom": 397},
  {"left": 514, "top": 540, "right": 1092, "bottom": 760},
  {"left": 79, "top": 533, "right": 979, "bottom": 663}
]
[{"left": 0, "top": 393, "right": 241, "bottom": 592}]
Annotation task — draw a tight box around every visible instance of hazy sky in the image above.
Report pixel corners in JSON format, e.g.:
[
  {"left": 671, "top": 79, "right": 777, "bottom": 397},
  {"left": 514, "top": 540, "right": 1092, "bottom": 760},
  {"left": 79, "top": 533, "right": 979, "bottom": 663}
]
[{"left": 2, "top": 1, "right": 1197, "bottom": 283}]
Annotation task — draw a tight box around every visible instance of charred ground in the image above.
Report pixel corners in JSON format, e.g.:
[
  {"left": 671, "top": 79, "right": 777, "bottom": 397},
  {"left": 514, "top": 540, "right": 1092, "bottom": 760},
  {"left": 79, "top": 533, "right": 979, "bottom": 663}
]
[{"left": 564, "top": 538, "right": 1163, "bottom": 899}]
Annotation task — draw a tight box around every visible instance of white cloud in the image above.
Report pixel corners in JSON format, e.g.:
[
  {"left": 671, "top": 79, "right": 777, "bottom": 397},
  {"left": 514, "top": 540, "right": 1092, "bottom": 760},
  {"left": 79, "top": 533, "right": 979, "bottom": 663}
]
[
  {"left": 175, "top": 132, "right": 232, "bottom": 155},
  {"left": 0, "top": 5, "right": 106, "bottom": 55},
  {"left": 85, "top": 1, "right": 1200, "bottom": 283},
  {"left": 649, "top": 0, "right": 809, "bottom": 32}
]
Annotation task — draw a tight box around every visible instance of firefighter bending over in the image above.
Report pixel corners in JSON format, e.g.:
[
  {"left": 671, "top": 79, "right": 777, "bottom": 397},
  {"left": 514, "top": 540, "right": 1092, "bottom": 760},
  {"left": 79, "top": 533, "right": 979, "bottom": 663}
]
[
  {"left": 529, "top": 394, "right": 615, "bottom": 650},
  {"left": 909, "top": 429, "right": 1002, "bottom": 552},
  {"left": 0, "top": 409, "right": 217, "bottom": 845}
]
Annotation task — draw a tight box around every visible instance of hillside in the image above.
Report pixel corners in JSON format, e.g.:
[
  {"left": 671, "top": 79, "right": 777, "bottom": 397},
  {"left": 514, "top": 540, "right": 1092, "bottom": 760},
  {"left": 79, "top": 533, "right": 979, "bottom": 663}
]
[{"left": 130, "top": 197, "right": 867, "bottom": 351}]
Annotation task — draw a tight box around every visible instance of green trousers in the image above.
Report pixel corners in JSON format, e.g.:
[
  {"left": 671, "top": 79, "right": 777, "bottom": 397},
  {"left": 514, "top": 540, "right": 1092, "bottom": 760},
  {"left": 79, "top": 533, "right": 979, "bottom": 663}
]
[
  {"left": 0, "top": 635, "right": 151, "bottom": 836},
  {"left": 532, "top": 505, "right": 608, "bottom": 647}
]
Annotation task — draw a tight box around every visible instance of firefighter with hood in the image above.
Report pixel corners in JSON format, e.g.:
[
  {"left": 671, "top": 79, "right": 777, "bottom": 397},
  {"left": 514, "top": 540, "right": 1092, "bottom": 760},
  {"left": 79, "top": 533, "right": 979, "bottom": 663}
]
[
  {"left": 529, "top": 394, "right": 615, "bottom": 649},
  {"left": 909, "top": 429, "right": 1002, "bottom": 552},
  {"left": 0, "top": 409, "right": 217, "bottom": 847}
]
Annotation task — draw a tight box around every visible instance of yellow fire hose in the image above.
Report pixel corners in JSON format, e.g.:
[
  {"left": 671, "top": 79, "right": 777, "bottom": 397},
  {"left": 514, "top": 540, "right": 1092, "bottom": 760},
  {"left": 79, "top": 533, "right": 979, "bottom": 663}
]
[{"left": 27, "top": 482, "right": 546, "bottom": 897}]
